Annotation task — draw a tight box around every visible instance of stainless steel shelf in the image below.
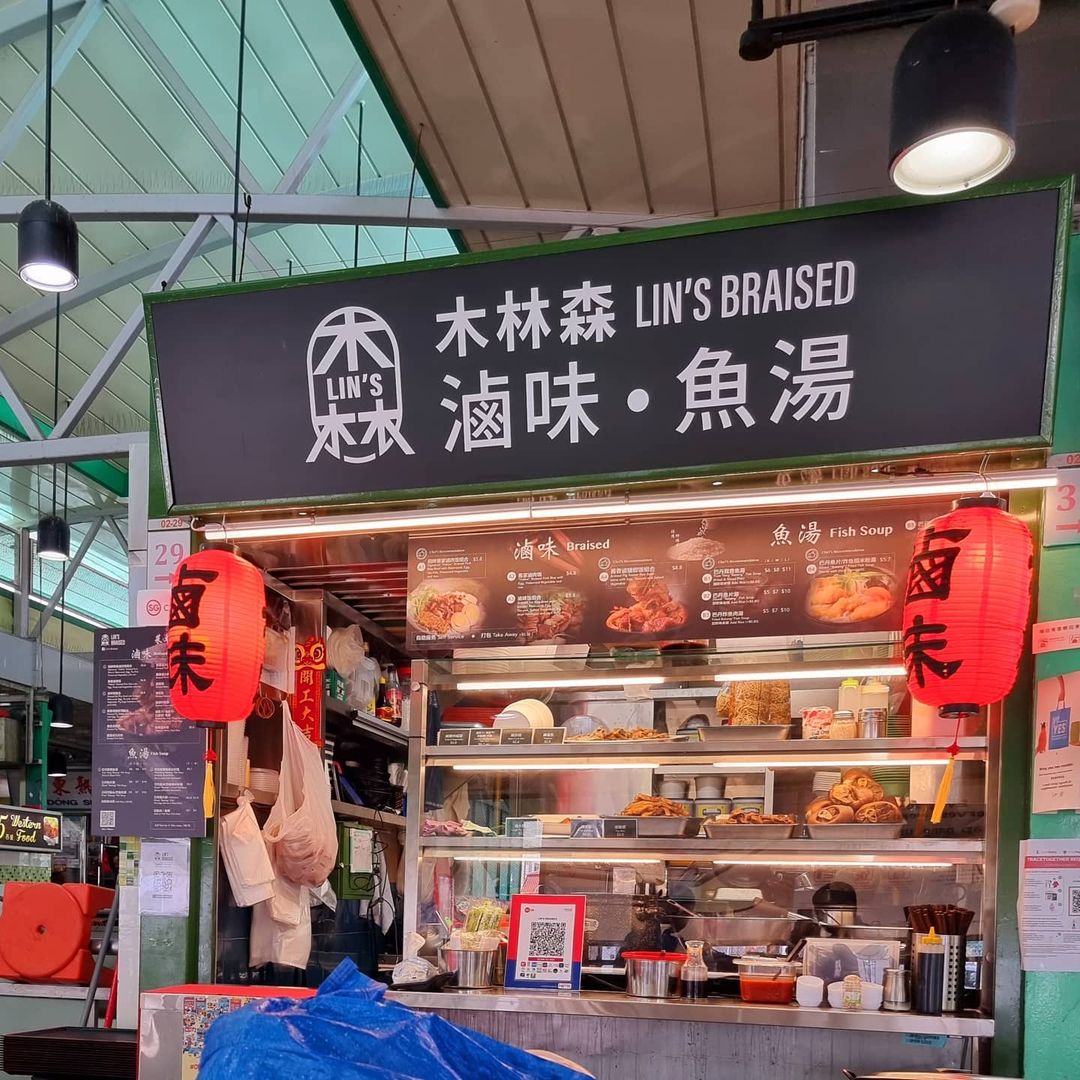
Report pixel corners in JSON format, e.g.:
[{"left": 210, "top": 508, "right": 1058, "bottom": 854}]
[
  {"left": 388, "top": 987, "right": 994, "bottom": 1036},
  {"left": 417, "top": 836, "right": 984, "bottom": 864},
  {"left": 331, "top": 800, "right": 406, "bottom": 829},
  {"left": 425, "top": 736, "right": 987, "bottom": 767},
  {"left": 326, "top": 698, "right": 410, "bottom": 750}
]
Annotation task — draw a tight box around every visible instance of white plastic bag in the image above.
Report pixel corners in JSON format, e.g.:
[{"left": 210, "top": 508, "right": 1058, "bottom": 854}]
[
  {"left": 219, "top": 792, "right": 274, "bottom": 907},
  {"left": 262, "top": 702, "right": 338, "bottom": 888},
  {"left": 392, "top": 931, "right": 437, "bottom": 986},
  {"left": 249, "top": 887, "right": 311, "bottom": 969}
]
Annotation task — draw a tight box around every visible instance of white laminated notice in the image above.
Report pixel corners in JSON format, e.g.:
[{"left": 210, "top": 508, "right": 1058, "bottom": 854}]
[
  {"left": 1019, "top": 840, "right": 1080, "bottom": 972},
  {"left": 349, "top": 827, "right": 373, "bottom": 874}
]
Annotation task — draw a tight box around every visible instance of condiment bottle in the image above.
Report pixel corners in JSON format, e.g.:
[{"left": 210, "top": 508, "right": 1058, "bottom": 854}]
[
  {"left": 386, "top": 665, "right": 403, "bottom": 726},
  {"left": 837, "top": 678, "right": 861, "bottom": 715},
  {"left": 914, "top": 928, "right": 945, "bottom": 1015},
  {"left": 829, "top": 711, "right": 858, "bottom": 740},
  {"left": 680, "top": 940, "right": 709, "bottom": 1000},
  {"left": 841, "top": 974, "right": 862, "bottom": 1011},
  {"left": 375, "top": 666, "right": 391, "bottom": 721},
  {"left": 859, "top": 678, "right": 890, "bottom": 714}
]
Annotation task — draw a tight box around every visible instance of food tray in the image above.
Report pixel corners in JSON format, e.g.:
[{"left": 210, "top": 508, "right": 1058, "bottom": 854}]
[
  {"left": 806, "top": 822, "right": 903, "bottom": 840},
  {"left": 624, "top": 816, "right": 703, "bottom": 837},
  {"left": 703, "top": 822, "right": 795, "bottom": 840},
  {"left": 696, "top": 725, "right": 792, "bottom": 742}
]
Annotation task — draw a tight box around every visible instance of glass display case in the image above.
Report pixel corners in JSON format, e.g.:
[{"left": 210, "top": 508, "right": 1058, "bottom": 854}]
[{"left": 403, "top": 641, "right": 997, "bottom": 1026}]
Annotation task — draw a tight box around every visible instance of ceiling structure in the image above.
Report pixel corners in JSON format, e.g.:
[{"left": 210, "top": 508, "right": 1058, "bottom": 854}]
[
  {"left": 0, "top": 0, "right": 461, "bottom": 628},
  {"left": 337, "top": 0, "right": 804, "bottom": 250}
]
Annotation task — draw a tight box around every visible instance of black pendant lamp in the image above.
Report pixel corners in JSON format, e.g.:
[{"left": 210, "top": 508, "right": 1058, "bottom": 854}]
[
  {"left": 47, "top": 749, "right": 67, "bottom": 777},
  {"left": 889, "top": 6, "right": 1017, "bottom": 196},
  {"left": 37, "top": 298, "right": 69, "bottom": 561},
  {"left": 18, "top": 0, "right": 78, "bottom": 291}
]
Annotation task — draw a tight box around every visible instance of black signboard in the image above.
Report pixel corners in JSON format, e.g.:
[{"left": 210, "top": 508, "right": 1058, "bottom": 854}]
[
  {"left": 0, "top": 807, "right": 61, "bottom": 852},
  {"left": 92, "top": 627, "right": 206, "bottom": 838},
  {"left": 146, "top": 183, "right": 1066, "bottom": 512},
  {"left": 405, "top": 504, "right": 946, "bottom": 651}
]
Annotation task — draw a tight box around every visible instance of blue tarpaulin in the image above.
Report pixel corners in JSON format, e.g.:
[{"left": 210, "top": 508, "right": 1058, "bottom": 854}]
[{"left": 199, "top": 959, "right": 582, "bottom": 1080}]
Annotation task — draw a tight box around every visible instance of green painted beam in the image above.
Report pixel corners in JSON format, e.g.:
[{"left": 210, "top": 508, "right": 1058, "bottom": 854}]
[{"left": 0, "top": 399, "right": 129, "bottom": 497}]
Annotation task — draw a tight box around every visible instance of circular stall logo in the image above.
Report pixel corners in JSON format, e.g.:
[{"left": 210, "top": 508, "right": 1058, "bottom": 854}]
[{"left": 305, "top": 306, "right": 415, "bottom": 465}]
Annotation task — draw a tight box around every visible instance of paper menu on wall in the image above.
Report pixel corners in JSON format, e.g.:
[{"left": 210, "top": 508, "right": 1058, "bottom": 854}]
[{"left": 1019, "top": 840, "right": 1080, "bottom": 972}]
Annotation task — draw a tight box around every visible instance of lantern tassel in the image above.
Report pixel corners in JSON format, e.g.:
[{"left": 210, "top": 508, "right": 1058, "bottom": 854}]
[
  {"left": 931, "top": 717, "right": 962, "bottom": 825},
  {"left": 203, "top": 745, "right": 218, "bottom": 819}
]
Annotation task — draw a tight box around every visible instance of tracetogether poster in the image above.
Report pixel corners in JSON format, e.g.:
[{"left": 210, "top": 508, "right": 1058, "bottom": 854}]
[
  {"left": 1033, "top": 671, "right": 1080, "bottom": 814},
  {"left": 406, "top": 504, "right": 946, "bottom": 651}
]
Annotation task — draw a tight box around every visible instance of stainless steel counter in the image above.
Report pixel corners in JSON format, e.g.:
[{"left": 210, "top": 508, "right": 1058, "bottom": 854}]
[{"left": 389, "top": 987, "right": 993, "bottom": 1037}]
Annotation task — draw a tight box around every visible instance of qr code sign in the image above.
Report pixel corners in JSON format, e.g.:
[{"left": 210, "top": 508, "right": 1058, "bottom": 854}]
[
  {"left": 1070, "top": 887, "right": 1080, "bottom": 917},
  {"left": 99, "top": 810, "right": 115, "bottom": 830},
  {"left": 528, "top": 920, "right": 567, "bottom": 960}
]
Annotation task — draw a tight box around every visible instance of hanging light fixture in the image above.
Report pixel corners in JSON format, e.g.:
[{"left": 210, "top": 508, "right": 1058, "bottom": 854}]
[
  {"left": 889, "top": 5, "right": 1017, "bottom": 196},
  {"left": 36, "top": 298, "right": 69, "bottom": 560},
  {"left": 47, "top": 750, "right": 67, "bottom": 777},
  {"left": 48, "top": 692, "right": 73, "bottom": 729},
  {"left": 18, "top": 0, "right": 78, "bottom": 291}
]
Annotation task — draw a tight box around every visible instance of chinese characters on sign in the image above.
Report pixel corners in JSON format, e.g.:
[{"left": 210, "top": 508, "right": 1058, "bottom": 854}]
[
  {"left": 148, "top": 187, "right": 1062, "bottom": 510},
  {"left": 293, "top": 636, "right": 326, "bottom": 744},
  {"left": 93, "top": 627, "right": 205, "bottom": 838},
  {"left": 407, "top": 505, "right": 945, "bottom": 651}
]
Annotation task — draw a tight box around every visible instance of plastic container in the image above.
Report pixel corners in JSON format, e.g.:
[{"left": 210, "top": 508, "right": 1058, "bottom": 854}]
[
  {"left": 695, "top": 775, "right": 724, "bottom": 799},
  {"left": 837, "top": 678, "right": 861, "bottom": 715},
  {"left": 829, "top": 710, "right": 858, "bottom": 740},
  {"left": 696, "top": 798, "right": 733, "bottom": 818},
  {"left": 730, "top": 796, "right": 765, "bottom": 814},
  {"left": 859, "top": 678, "right": 891, "bottom": 714},
  {"left": 801, "top": 706, "right": 833, "bottom": 740},
  {"left": 912, "top": 929, "right": 945, "bottom": 1016},
  {"left": 734, "top": 957, "right": 801, "bottom": 1004},
  {"left": 659, "top": 778, "right": 689, "bottom": 799},
  {"left": 795, "top": 975, "right": 824, "bottom": 1007}
]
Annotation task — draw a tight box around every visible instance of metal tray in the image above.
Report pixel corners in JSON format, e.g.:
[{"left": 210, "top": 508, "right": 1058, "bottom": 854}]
[
  {"left": 696, "top": 725, "right": 792, "bottom": 742},
  {"left": 703, "top": 822, "right": 796, "bottom": 840},
  {"left": 806, "top": 822, "right": 903, "bottom": 839},
  {"left": 624, "top": 815, "right": 703, "bottom": 837}
]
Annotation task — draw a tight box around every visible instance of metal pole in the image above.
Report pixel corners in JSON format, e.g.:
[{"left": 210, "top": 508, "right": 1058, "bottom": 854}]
[{"left": 79, "top": 887, "right": 119, "bottom": 1027}]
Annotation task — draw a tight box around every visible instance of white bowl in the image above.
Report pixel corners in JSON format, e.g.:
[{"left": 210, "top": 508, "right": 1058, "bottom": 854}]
[
  {"left": 827, "top": 981, "right": 845, "bottom": 1008},
  {"left": 826, "top": 980, "right": 883, "bottom": 1010},
  {"left": 795, "top": 975, "right": 824, "bottom": 1008}
]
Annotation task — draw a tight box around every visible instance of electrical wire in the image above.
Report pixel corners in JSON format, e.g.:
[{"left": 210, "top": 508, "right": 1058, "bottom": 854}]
[
  {"left": 238, "top": 193, "right": 252, "bottom": 282},
  {"left": 44, "top": 0, "right": 53, "bottom": 203},
  {"left": 402, "top": 123, "right": 424, "bottom": 264},
  {"left": 230, "top": 0, "right": 248, "bottom": 284},
  {"left": 354, "top": 102, "right": 364, "bottom": 269}
]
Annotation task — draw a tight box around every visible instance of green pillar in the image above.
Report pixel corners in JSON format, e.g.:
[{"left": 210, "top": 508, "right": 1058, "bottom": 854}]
[{"left": 1023, "top": 234, "right": 1080, "bottom": 1080}]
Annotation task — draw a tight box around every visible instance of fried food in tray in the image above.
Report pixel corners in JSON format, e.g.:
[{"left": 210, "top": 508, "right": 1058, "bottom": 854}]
[
  {"left": 567, "top": 727, "right": 667, "bottom": 742},
  {"left": 724, "top": 809, "right": 797, "bottom": 825},
  {"left": 620, "top": 793, "right": 690, "bottom": 817},
  {"left": 715, "top": 680, "right": 791, "bottom": 726},
  {"left": 805, "top": 768, "right": 901, "bottom": 825}
]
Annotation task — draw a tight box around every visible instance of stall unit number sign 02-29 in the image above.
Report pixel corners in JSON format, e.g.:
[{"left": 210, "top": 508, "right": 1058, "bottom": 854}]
[
  {"left": 146, "top": 186, "right": 1063, "bottom": 511},
  {"left": 405, "top": 505, "right": 947, "bottom": 650}
]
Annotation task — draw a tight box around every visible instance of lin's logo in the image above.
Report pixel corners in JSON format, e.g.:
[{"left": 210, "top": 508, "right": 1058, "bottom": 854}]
[{"left": 306, "top": 306, "right": 415, "bottom": 464}]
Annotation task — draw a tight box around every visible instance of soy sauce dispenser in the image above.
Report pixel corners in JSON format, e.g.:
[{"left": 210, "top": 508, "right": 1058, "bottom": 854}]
[
  {"left": 913, "top": 928, "right": 945, "bottom": 1015},
  {"left": 681, "top": 940, "right": 709, "bottom": 1000}
]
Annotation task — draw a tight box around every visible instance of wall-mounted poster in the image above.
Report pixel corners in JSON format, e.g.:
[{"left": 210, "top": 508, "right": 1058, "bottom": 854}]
[
  {"left": 1033, "top": 671, "right": 1080, "bottom": 813},
  {"left": 92, "top": 627, "right": 206, "bottom": 838},
  {"left": 406, "top": 504, "right": 946, "bottom": 651}
]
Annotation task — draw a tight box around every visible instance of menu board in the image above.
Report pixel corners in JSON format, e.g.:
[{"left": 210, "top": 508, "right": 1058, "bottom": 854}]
[
  {"left": 407, "top": 504, "right": 947, "bottom": 650},
  {"left": 0, "top": 806, "right": 62, "bottom": 852},
  {"left": 92, "top": 627, "right": 206, "bottom": 838}
]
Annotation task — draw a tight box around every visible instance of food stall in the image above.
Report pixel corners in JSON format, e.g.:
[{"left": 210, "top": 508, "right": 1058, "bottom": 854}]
[{"left": 139, "top": 177, "right": 1074, "bottom": 1080}]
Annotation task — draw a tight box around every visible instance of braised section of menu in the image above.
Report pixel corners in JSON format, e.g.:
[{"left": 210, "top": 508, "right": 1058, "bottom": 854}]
[
  {"left": 92, "top": 627, "right": 206, "bottom": 838},
  {"left": 406, "top": 505, "right": 946, "bottom": 650}
]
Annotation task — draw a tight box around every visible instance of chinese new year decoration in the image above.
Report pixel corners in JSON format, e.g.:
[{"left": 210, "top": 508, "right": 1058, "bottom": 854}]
[
  {"left": 293, "top": 636, "right": 327, "bottom": 744},
  {"left": 167, "top": 548, "right": 266, "bottom": 723},
  {"left": 901, "top": 494, "right": 1032, "bottom": 820}
]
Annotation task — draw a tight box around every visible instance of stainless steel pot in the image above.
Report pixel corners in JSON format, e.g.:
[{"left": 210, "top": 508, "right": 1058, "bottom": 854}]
[
  {"left": 623, "top": 952, "right": 685, "bottom": 998},
  {"left": 439, "top": 947, "right": 497, "bottom": 989},
  {"left": 675, "top": 915, "right": 799, "bottom": 946}
]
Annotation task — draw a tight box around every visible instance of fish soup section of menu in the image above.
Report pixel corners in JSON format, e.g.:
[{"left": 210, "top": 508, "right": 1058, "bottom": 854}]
[{"left": 406, "top": 504, "right": 945, "bottom": 650}]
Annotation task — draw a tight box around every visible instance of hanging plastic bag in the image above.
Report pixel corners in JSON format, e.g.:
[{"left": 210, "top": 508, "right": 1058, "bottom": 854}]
[
  {"left": 249, "top": 885, "right": 311, "bottom": 970},
  {"left": 201, "top": 959, "right": 589, "bottom": 1080},
  {"left": 263, "top": 702, "right": 338, "bottom": 888},
  {"left": 219, "top": 792, "right": 275, "bottom": 907},
  {"left": 391, "top": 932, "right": 437, "bottom": 987}
]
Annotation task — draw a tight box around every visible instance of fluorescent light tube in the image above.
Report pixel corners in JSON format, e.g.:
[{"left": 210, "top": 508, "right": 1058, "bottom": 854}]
[{"left": 203, "top": 470, "right": 1056, "bottom": 542}]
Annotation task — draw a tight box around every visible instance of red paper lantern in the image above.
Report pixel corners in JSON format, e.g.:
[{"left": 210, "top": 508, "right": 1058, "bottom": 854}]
[
  {"left": 901, "top": 494, "right": 1033, "bottom": 717},
  {"left": 167, "top": 548, "right": 265, "bottom": 723}
]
